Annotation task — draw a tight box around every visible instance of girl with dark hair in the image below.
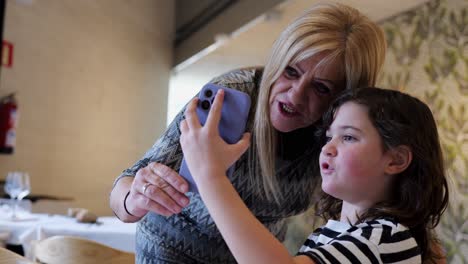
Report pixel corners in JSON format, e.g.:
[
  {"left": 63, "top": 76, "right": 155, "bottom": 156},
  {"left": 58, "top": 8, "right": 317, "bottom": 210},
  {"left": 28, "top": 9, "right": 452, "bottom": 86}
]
[{"left": 180, "top": 87, "right": 448, "bottom": 263}]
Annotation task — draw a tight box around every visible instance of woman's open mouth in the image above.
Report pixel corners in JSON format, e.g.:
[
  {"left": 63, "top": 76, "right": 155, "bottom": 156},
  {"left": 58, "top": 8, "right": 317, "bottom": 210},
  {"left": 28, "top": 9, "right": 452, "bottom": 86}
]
[{"left": 278, "top": 102, "right": 299, "bottom": 117}]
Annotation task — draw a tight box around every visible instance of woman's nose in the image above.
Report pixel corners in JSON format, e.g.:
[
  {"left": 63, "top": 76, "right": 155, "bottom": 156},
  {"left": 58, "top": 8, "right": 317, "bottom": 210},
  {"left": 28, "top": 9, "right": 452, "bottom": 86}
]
[
  {"left": 322, "top": 141, "right": 337, "bottom": 157},
  {"left": 288, "top": 79, "right": 308, "bottom": 105}
]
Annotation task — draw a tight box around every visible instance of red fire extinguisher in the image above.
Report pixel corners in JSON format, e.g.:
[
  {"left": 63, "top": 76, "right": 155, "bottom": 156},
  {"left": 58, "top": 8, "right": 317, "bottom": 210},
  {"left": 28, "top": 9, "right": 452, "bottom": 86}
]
[{"left": 0, "top": 93, "right": 18, "bottom": 154}]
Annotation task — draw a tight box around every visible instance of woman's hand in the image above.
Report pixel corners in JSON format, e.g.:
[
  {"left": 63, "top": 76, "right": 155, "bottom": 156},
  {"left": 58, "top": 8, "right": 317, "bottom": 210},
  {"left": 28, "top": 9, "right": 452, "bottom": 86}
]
[
  {"left": 125, "top": 162, "right": 190, "bottom": 217},
  {"left": 179, "top": 89, "right": 251, "bottom": 183}
]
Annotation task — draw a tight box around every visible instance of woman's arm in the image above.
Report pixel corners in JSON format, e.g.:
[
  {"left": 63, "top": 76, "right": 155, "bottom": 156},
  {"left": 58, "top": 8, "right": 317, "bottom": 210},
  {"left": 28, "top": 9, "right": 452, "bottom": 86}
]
[
  {"left": 110, "top": 102, "right": 192, "bottom": 222},
  {"left": 180, "top": 91, "right": 314, "bottom": 264},
  {"left": 110, "top": 176, "right": 140, "bottom": 222},
  {"left": 109, "top": 163, "right": 190, "bottom": 222}
]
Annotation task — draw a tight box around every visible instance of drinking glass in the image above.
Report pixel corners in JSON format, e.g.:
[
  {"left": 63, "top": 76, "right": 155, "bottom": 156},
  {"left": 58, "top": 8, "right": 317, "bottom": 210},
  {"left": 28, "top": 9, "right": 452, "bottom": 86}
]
[{"left": 4, "top": 172, "right": 31, "bottom": 219}]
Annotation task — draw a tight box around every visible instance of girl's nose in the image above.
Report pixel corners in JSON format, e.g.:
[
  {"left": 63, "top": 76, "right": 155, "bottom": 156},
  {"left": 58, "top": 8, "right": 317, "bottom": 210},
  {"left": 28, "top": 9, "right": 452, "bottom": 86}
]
[{"left": 322, "top": 141, "right": 337, "bottom": 157}]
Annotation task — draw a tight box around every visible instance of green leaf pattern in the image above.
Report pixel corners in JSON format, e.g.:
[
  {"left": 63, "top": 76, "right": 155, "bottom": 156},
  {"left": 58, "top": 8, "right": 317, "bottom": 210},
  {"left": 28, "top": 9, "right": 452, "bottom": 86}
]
[{"left": 379, "top": 0, "right": 467, "bottom": 262}]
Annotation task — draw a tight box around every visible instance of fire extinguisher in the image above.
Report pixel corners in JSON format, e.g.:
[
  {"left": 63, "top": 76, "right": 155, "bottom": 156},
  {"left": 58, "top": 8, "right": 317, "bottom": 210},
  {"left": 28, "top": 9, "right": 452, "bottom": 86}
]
[{"left": 0, "top": 93, "right": 18, "bottom": 154}]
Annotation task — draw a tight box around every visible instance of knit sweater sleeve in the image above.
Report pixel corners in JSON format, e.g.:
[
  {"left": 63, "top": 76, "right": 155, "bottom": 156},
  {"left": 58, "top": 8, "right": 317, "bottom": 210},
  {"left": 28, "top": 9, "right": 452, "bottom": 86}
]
[{"left": 113, "top": 68, "right": 263, "bottom": 185}]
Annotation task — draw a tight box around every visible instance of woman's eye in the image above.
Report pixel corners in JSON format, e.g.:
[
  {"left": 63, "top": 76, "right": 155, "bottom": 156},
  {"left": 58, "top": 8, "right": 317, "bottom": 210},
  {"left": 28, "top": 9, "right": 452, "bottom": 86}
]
[
  {"left": 284, "top": 66, "right": 299, "bottom": 79},
  {"left": 325, "top": 136, "right": 332, "bottom": 142},
  {"left": 314, "top": 82, "right": 331, "bottom": 94}
]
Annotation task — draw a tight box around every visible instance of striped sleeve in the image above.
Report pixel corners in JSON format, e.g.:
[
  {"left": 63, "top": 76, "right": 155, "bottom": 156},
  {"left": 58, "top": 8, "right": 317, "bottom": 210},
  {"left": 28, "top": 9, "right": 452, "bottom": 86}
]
[
  {"left": 297, "top": 219, "right": 422, "bottom": 264},
  {"left": 299, "top": 235, "right": 381, "bottom": 264},
  {"left": 377, "top": 220, "right": 421, "bottom": 263}
]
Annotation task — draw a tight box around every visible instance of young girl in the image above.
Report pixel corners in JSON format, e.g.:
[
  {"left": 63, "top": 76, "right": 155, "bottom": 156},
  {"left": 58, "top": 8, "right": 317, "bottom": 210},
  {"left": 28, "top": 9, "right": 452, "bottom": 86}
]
[{"left": 179, "top": 87, "right": 448, "bottom": 263}]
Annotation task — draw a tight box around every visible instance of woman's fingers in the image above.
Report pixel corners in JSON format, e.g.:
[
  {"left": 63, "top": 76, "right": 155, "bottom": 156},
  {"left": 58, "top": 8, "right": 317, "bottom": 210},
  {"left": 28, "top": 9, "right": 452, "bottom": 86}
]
[
  {"left": 148, "top": 162, "right": 189, "bottom": 204},
  {"left": 206, "top": 89, "right": 224, "bottom": 130},
  {"left": 132, "top": 163, "right": 190, "bottom": 216},
  {"left": 127, "top": 193, "right": 174, "bottom": 216},
  {"left": 138, "top": 183, "right": 182, "bottom": 214}
]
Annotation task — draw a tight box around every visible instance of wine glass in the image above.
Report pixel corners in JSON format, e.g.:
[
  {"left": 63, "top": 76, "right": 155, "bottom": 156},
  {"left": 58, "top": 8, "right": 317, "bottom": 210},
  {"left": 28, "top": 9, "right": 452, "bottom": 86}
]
[{"left": 4, "top": 172, "right": 31, "bottom": 219}]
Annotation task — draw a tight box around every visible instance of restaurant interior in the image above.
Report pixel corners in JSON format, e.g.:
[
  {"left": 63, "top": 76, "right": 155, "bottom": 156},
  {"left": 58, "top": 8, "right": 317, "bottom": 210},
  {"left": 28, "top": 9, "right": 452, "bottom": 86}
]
[{"left": 0, "top": 0, "right": 466, "bottom": 263}]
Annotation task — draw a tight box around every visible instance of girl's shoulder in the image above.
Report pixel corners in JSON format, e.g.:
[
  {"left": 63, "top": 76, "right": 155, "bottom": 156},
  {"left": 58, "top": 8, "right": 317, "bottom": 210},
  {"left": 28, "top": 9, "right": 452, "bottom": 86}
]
[
  {"left": 298, "top": 218, "right": 421, "bottom": 263},
  {"left": 354, "top": 218, "right": 415, "bottom": 244},
  {"left": 354, "top": 218, "right": 421, "bottom": 262}
]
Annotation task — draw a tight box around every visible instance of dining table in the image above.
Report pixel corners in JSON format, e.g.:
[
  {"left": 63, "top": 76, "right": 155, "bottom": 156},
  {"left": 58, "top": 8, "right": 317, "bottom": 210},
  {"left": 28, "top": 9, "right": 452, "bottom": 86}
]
[{"left": 0, "top": 208, "right": 137, "bottom": 260}]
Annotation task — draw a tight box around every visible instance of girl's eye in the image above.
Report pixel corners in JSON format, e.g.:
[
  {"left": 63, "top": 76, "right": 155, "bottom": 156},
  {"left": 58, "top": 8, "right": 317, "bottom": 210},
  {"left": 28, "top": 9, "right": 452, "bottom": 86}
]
[
  {"left": 325, "top": 136, "right": 332, "bottom": 142},
  {"left": 313, "top": 82, "right": 331, "bottom": 95},
  {"left": 343, "top": 135, "right": 356, "bottom": 141},
  {"left": 284, "top": 66, "right": 299, "bottom": 79}
]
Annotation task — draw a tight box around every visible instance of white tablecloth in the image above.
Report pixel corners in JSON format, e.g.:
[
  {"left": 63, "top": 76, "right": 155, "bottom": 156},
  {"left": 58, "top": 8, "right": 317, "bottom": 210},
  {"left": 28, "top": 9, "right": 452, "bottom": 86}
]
[{"left": 0, "top": 212, "right": 136, "bottom": 259}]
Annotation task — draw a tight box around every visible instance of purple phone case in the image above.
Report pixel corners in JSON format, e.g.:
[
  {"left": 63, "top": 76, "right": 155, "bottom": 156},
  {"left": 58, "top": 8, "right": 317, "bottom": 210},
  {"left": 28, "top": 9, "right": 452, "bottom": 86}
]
[{"left": 179, "top": 83, "right": 251, "bottom": 193}]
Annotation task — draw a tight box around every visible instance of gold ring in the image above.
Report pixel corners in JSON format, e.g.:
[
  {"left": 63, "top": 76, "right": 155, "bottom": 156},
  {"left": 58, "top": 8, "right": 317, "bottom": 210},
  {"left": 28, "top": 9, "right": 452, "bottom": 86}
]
[{"left": 142, "top": 182, "right": 152, "bottom": 194}]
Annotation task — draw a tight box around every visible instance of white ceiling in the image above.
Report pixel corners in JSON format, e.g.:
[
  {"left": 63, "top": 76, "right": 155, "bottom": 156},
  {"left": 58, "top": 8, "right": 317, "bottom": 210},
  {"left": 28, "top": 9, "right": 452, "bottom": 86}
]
[{"left": 167, "top": 0, "right": 429, "bottom": 123}]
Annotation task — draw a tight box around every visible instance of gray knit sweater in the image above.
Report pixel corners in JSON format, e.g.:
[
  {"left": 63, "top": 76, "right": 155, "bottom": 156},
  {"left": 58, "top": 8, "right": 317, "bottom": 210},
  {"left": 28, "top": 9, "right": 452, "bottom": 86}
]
[{"left": 117, "top": 68, "right": 320, "bottom": 263}]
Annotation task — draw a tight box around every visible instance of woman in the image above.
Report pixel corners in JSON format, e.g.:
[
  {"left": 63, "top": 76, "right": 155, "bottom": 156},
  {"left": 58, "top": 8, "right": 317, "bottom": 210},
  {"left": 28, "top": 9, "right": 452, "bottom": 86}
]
[{"left": 110, "top": 3, "right": 387, "bottom": 263}]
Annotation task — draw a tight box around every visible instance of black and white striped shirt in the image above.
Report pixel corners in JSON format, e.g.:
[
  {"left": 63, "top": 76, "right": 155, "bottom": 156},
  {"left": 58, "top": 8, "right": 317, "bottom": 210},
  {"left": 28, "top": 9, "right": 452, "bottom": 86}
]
[{"left": 297, "top": 218, "right": 421, "bottom": 263}]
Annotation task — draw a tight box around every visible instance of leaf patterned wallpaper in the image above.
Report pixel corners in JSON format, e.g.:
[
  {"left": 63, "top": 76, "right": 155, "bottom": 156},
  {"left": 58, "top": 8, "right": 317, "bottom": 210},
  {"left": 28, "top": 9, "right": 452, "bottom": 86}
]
[
  {"left": 378, "top": 0, "right": 467, "bottom": 262},
  {"left": 284, "top": 0, "right": 468, "bottom": 262}
]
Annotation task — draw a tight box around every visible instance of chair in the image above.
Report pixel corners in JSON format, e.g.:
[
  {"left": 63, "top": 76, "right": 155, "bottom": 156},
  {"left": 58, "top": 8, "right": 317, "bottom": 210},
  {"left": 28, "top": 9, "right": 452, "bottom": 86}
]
[
  {"left": 0, "top": 231, "right": 10, "bottom": 248},
  {"left": 0, "top": 247, "right": 35, "bottom": 263},
  {"left": 33, "top": 236, "right": 134, "bottom": 264}
]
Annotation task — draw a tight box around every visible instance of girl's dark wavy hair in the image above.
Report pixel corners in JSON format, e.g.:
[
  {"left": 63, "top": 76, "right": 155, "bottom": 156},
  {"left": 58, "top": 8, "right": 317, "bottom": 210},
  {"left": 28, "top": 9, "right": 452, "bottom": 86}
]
[{"left": 315, "top": 87, "right": 449, "bottom": 263}]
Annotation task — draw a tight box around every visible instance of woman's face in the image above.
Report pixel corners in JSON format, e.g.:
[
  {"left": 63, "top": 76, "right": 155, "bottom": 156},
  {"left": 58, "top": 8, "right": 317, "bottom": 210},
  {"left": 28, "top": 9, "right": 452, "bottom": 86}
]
[{"left": 269, "top": 53, "right": 345, "bottom": 132}]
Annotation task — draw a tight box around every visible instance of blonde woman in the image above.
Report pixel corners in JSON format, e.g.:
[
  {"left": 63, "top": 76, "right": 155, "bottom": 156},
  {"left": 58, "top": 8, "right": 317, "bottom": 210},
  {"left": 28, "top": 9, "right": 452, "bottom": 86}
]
[{"left": 110, "top": 3, "right": 386, "bottom": 263}]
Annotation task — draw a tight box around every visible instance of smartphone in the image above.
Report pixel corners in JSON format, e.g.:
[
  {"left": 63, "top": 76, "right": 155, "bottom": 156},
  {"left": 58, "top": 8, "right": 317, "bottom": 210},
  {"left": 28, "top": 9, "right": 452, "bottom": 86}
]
[{"left": 179, "top": 83, "right": 251, "bottom": 193}]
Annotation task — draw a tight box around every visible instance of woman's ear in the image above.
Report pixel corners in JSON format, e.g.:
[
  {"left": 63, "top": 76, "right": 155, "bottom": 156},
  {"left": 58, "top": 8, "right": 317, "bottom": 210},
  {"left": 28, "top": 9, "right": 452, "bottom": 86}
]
[{"left": 385, "top": 145, "right": 412, "bottom": 175}]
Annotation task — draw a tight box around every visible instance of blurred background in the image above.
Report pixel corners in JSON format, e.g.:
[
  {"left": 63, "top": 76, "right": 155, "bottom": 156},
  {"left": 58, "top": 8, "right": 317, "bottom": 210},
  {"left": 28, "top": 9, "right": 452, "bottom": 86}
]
[{"left": 0, "top": 0, "right": 466, "bottom": 262}]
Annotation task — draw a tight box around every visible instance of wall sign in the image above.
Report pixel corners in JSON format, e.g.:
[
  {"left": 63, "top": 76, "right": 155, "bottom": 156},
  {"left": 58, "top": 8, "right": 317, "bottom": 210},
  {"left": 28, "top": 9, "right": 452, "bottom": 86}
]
[{"left": 2, "top": 40, "right": 13, "bottom": 67}]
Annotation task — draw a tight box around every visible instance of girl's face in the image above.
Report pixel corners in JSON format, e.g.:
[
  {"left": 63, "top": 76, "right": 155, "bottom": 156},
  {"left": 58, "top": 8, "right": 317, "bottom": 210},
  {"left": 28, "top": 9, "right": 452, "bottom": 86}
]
[
  {"left": 319, "top": 102, "right": 394, "bottom": 209},
  {"left": 269, "top": 53, "right": 344, "bottom": 133}
]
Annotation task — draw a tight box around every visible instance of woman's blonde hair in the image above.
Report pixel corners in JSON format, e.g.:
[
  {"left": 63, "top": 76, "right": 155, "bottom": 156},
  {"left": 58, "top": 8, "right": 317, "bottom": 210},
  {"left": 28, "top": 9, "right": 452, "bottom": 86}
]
[{"left": 251, "top": 3, "right": 387, "bottom": 203}]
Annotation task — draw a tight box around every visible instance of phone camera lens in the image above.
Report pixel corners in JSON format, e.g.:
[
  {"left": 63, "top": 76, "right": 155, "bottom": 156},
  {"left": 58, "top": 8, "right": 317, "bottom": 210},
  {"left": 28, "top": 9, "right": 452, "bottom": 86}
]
[
  {"left": 204, "top": 89, "right": 213, "bottom": 98},
  {"left": 201, "top": 100, "right": 211, "bottom": 110}
]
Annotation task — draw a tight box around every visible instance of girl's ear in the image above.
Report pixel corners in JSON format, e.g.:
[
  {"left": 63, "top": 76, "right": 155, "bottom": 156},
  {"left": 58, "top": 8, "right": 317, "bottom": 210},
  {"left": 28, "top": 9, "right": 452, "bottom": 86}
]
[{"left": 385, "top": 145, "right": 412, "bottom": 175}]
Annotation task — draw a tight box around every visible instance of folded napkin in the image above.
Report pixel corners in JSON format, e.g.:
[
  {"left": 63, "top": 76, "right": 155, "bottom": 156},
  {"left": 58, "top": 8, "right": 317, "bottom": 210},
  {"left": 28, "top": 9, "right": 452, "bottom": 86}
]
[{"left": 67, "top": 208, "right": 98, "bottom": 223}]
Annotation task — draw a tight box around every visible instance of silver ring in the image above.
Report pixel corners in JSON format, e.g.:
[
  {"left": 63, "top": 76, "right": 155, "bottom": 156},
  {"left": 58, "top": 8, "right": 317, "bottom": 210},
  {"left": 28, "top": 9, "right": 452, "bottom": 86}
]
[{"left": 142, "top": 182, "right": 152, "bottom": 194}]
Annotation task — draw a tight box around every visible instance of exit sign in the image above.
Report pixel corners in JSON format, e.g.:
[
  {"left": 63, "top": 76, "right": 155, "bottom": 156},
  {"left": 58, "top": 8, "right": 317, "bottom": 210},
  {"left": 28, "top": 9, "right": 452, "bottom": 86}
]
[{"left": 2, "top": 41, "right": 13, "bottom": 67}]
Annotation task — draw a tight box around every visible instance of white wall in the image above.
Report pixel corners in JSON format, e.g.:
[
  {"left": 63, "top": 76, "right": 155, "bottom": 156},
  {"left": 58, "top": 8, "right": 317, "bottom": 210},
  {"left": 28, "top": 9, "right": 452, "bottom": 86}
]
[{"left": 0, "top": 0, "right": 174, "bottom": 215}]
